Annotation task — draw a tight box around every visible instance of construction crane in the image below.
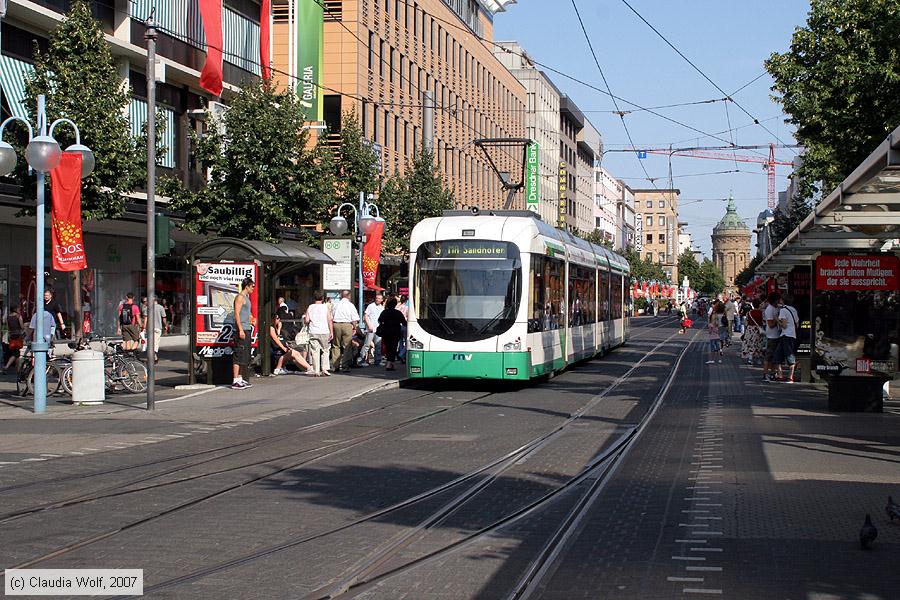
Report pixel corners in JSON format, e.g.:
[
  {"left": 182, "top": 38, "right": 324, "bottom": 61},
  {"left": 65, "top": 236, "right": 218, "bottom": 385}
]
[{"left": 641, "top": 143, "right": 796, "bottom": 209}]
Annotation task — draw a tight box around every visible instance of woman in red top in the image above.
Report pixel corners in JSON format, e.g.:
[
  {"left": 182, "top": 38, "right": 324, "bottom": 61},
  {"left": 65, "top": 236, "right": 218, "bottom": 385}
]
[{"left": 741, "top": 299, "right": 765, "bottom": 365}]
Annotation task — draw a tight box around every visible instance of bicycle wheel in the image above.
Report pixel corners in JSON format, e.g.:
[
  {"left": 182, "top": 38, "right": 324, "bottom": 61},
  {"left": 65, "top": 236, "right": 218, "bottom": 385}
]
[
  {"left": 60, "top": 364, "right": 74, "bottom": 395},
  {"left": 27, "top": 365, "right": 62, "bottom": 396},
  {"left": 119, "top": 359, "right": 148, "bottom": 394}
]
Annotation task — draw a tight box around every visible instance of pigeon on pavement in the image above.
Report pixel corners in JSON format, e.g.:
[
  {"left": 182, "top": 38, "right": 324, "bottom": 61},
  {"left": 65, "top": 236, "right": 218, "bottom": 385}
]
[
  {"left": 860, "top": 514, "right": 878, "bottom": 550},
  {"left": 887, "top": 496, "right": 900, "bottom": 522}
]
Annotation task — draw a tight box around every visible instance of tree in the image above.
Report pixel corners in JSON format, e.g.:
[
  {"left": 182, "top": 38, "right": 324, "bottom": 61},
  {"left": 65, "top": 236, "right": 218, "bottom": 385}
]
[
  {"left": 163, "top": 80, "right": 334, "bottom": 241},
  {"left": 333, "top": 110, "right": 380, "bottom": 208},
  {"left": 379, "top": 147, "right": 454, "bottom": 253},
  {"left": 677, "top": 249, "right": 701, "bottom": 288},
  {"left": 583, "top": 229, "right": 613, "bottom": 249},
  {"left": 769, "top": 193, "right": 811, "bottom": 249},
  {"left": 765, "top": 0, "right": 900, "bottom": 201},
  {"left": 24, "top": 0, "right": 142, "bottom": 220},
  {"left": 621, "top": 246, "right": 669, "bottom": 282},
  {"left": 697, "top": 259, "right": 726, "bottom": 295}
]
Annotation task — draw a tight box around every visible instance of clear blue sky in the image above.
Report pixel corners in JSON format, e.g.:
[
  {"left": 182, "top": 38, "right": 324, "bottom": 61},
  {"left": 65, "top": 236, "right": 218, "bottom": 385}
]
[{"left": 493, "top": 0, "right": 812, "bottom": 257}]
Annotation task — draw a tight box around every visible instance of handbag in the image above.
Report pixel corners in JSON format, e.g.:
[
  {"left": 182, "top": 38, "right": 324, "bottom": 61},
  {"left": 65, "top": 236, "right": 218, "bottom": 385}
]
[
  {"left": 294, "top": 323, "right": 310, "bottom": 346},
  {"left": 375, "top": 324, "right": 385, "bottom": 337}
]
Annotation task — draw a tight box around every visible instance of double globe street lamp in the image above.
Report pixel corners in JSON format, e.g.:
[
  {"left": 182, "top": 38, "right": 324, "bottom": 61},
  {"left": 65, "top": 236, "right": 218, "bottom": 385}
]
[
  {"left": 0, "top": 94, "right": 94, "bottom": 413},
  {"left": 329, "top": 192, "right": 383, "bottom": 318}
]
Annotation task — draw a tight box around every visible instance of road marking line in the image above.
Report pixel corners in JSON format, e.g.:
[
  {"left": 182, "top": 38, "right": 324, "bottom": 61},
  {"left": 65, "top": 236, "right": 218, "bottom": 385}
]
[
  {"left": 696, "top": 503, "right": 723, "bottom": 507},
  {"left": 40, "top": 454, "right": 62, "bottom": 458},
  {"left": 690, "top": 531, "right": 724, "bottom": 536},
  {"left": 676, "top": 539, "right": 706, "bottom": 544},
  {"left": 679, "top": 523, "right": 709, "bottom": 527},
  {"left": 156, "top": 386, "right": 223, "bottom": 404},
  {"left": 668, "top": 577, "right": 704, "bottom": 582},
  {"left": 22, "top": 457, "right": 47, "bottom": 462},
  {"left": 80, "top": 448, "right": 100, "bottom": 451},
  {"left": 684, "top": 497, "right": 711, "bottom": 501},
  {"left": 685, "top": 566, "right": 723, "bottom": 572},
  {"left": 682, "top": 587, "right": 723, "bottom": 594},
  {"left": 672, "top": 556, "right": 706, "bottom": 561},
  {"left": 691, "top": 547, "right": 723, "bottom": 552},
  {"left": 696, "top": 516, "right": 722, "bottom": 520},
  {"left": 682, "top": 510, "right": 709, "bottom": 513}
]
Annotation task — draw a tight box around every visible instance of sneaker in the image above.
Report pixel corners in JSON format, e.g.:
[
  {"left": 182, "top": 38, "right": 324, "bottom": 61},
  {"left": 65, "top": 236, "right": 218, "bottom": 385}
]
[
  {"left": 231, "top": 380, "right": 249, "bottom": 390},
  {"left": 240, "top": 379, "right": 253, "bottom": 388}
]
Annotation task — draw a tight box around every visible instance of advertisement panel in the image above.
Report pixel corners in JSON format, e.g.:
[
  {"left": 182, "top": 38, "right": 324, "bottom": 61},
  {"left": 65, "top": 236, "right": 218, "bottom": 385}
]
[
  {"left": 557, "top": 161, "right": 567, "bottom": 229},
  {"left": 194, "top": 262, "right": 259, "bottom": 358},
  {"left": 812, "top": 254, "right": 899, "bottom": 378},
  {"left": 297, "top": 0, "right": 324, "bottom": 122},
  {"left": 322, "top": 238, "right": 352, "bottom": 290},
  {"left": 787, "top": 266, "right": 812, "bottom": 356},
  {"left": 525, "top": 142, "right": 540, "bottom": 213}
]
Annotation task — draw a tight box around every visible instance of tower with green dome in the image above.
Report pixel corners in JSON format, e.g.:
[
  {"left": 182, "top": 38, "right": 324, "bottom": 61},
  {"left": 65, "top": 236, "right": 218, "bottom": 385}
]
[{"left": 711, "top": 195, "right": 752, "bottom": 294}]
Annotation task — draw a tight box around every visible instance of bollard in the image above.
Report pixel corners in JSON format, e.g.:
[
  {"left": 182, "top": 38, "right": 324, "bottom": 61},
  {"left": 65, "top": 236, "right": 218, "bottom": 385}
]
[{"left": 72, "top": 349, "right": 105, "bottom": 405}]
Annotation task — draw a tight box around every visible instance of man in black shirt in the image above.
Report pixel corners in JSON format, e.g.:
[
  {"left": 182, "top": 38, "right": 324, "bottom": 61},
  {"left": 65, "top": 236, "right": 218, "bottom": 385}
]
[{"left": 43, "top": 289, "right": 65, "bottom": 339}]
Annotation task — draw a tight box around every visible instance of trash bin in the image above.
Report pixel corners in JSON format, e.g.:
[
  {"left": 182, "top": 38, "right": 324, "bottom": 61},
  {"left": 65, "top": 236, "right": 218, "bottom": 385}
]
[{"left": 72, "top": 349, "right": 105, "bottom": 405}]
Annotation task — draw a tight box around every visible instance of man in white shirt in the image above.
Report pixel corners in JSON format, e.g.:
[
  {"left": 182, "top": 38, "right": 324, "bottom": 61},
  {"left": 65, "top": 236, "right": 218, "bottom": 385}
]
[
  {"left": 28, "top": 309, "right": 56, "bottom": 343},
  {"left": 723, "top": 297, "right": 736, "bottom": 344},
  {"left": 361, "top": 293, "right": 384, "bottom": 366},
  {"left": 330, "top": 290, "right": 360, "bottom": 372},
  {"left": 774, "top": 294, "right": 800, "bottom": 383},
  {"left": 762, "top": 291, "right": 782, "bottom": 382}
]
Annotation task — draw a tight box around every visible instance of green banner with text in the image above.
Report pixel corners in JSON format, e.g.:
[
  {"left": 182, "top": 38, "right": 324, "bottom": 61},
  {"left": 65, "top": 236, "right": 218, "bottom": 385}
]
[
  {"left": 525, "top": 142, "right": 540, "bottom": 213},
  {"left": 297, "top": 0, "right": 324, "bottom": 122}
]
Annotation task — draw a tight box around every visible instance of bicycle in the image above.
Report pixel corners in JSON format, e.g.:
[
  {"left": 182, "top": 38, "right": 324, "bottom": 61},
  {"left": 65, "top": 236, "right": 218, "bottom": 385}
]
[
  {"left": 59, "top": 337, "right": 148, "bottom": 395},
  {"left": 15, "top": 345, "right": 66, "bottom": 397}
]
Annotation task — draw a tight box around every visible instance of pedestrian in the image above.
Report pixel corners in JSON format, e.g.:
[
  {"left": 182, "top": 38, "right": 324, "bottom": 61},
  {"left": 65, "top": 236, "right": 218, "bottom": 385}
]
[
  {"left": 775, "top": 294, "right": 800, "bottom": 383},
  {"left": 269, "top": 312, "right": 313, "bottom": 375},
  {"left": 117, "top": 293, "right": 142, "bottom": 352},
  {"left": 143, "top": 299, "right": 167, "bottom": 364},
  {"left": 43, "top": 289, "right": 65, "bottom": 339},
  {"left": 377, "top": 297, "right": 407, "bottom": 371},
  {"left": 3, "top": 306, "right": 25, "bottom": 373},
  {"left": 362, "top": 293, "right": 385, "bottom": 366},
  {"left": 706, "top": 304, "right": 722, "bottom": 364},
  {"left": 28, "top": 306, "right": 56, "bottom": 343},
  {"left": 397, "top": 294, "right": 409, "bottom": 363},
  {"left": 330, "top": 290, "right": 360, "bottom": 373},
  {"left": 350, "top": 324, "right": 368, "bottom": 366},
  {"left": 723, "top": 296, "right": 736, "bottom": 341},
  {"left": 230, "top": 277, "right": 256, "bottom": 390},
  {"left": 304, "top": 291, "right": 333, "bottom": 377},
  {"left": 762, "top": 291, "right": 782, "bottom": 382},
  {"left": 741, "top": 299, "right": 765, "bottom": 366}
]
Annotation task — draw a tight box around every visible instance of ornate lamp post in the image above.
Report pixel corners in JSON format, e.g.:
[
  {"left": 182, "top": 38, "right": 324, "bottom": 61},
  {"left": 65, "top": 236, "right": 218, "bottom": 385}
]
[
  {"left": 0, "top": 95, "right": 94, "bottom": 413},
  {"left": 328, "top": 192, "right": 383, "bottom": 319}
]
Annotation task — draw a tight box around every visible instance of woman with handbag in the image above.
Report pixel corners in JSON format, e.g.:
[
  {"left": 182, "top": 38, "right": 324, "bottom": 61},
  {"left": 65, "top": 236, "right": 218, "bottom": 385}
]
[
  {"left": 376, "top": 297, "right": 406, "bottom": 371},
  {"left": 303, "top": 291, "right": 333, "bottom": 376},
  {"left": 269, "top": 313, "right": 314, "bottom": 375},
  {"left": 741, "top": 299, "right": 765, "bottom": 366}
]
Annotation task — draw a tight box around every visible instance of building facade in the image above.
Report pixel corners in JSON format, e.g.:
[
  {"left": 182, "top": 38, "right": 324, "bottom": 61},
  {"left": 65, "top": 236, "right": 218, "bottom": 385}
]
[
  {"left": 493, "top": 41, "right": 560, "bottom": 223},
  {"left": 617, "top": 184, "right": 635, "bottom": 251},
  {"left": 556, "top": 95, "right": 599, "bottom": 236},
  {"left": 594, "top": 166, "right": 620, "bottom": 245},
  {"left": 273, "top": 0, "right": 527, "bottom": 210},
  {"left": 0, "top": 0, "right": 263, "bottom": 336},
  {"left": 711, "top": 196, "right": 752, "bottom": 294},
  {"left": 633, "top": 188, "right": 680, "bottom": 283}
]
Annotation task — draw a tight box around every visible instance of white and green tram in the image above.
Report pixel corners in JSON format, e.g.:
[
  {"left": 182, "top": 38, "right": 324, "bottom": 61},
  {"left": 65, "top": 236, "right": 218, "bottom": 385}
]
[{"left": 406, "top": 211, "right": 630, "bottom": 381}]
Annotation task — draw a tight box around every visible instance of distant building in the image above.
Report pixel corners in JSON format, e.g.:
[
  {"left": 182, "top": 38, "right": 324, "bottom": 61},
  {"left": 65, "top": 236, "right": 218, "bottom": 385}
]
[
  {"left": 711, "top": 196, "right": 752, "bottom": 294},
  {"left": 633, "top": 189, "right": 680, "bottom": 283},
  {"left": 677, "top": 223, "right": 693, "bottom": 256},
  {"left": 558, "top": 96, "right": 600, "bottom": 236},
  {"left": 618, "top": 184, "right": 636, "bottom": 251},
  {"left": 594, "top": 167, "right": 620, "bottom": 245}
]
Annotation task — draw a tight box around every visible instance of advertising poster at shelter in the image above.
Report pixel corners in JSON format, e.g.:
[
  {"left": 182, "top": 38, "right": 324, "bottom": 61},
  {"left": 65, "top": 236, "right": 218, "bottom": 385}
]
[
  {"left": 812, "top": 255, "right": 899, "bottom": 378},
  {"left": 194, "top": 262, "right": 259, "bottom": 357}
]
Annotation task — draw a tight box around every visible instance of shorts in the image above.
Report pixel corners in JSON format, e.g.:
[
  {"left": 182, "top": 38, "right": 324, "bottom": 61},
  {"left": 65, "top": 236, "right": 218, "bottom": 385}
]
[
  {"left": 774, "top": 336, "right": 797, "bottom": 365},
  {"left": 121, "top": 324, "right": 141, "bottom": 342},
  {"left": 765, "top": 338, "right": 780, "bottom": 362},
  {"left": 232, "top": 333, "right": 252, "bottom": 366}
]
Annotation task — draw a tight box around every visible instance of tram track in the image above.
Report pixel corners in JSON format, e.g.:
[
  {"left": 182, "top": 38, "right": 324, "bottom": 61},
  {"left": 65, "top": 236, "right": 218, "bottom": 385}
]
[{"left": 129, "top": 324, "right": 687, "bottom": 598}]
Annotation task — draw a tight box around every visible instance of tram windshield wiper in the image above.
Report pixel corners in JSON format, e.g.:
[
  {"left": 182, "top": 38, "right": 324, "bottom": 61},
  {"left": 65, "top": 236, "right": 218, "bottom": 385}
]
[
  {"left": 476, "top": 305, "right": 512, "bottom": 334},
  {"left": 426, "top": 303, "right": 455, "bottom": 335}
]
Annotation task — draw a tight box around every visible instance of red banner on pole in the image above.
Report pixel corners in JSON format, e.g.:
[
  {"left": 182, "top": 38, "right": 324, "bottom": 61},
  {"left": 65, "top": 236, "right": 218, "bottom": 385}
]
[
  {"left": 50, "top": 152, "right": 87, "bottom": 272},
  {"left": 362, "top": 221, "right": 384, "bottom": 290},
  {"left": 199, "top": 0, "right": 224, "bottom": 96},
  {"left": 260, "top": 0, "right": 272, "bottom": 80}
]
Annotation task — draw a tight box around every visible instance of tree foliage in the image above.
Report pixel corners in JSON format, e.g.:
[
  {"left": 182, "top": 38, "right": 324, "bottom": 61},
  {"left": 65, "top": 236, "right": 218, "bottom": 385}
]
[
  {"left": 697, "top": 258, "right": 726, "bottom": 295},
  {"left": 769, "top": 192, "right": 811, "bottom": 249},
  {"left": 379, "top": 147, "right": 454, "bottom": 253},
  {"left": 622, "top": 247, "right": 669, "bottom": 282},
  {"left": 24, "top": 0, "right": 141, "bottom": 220},
  {"left": 765, "top": 0, "right": 900, "bottom": 201},
  {"left": 583, "top": 229, "right": 614, "bottom": 249},
  {"left": 163, "top": 81, "right": 335, "bottom": 242},
  {"left": 677, "top": 249, "right": 701, "bottom": 288}
]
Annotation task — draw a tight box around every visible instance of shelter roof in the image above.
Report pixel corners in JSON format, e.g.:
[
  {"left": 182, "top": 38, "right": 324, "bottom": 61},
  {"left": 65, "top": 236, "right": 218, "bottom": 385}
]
[{"left": 188, "top": 238, "right": 335, "bottom": 267}]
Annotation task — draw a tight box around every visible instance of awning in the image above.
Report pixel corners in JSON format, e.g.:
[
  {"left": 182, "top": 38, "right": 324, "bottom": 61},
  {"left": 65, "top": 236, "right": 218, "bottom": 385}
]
[
  {"left": 0, "top": 53, "right": 34, "bottom": 120},
  {"left": 189, "top": 237, "right": 335, "bottom": 267},
  {"left": 757, "top": 125, "right": 900, "bottom": 274}
]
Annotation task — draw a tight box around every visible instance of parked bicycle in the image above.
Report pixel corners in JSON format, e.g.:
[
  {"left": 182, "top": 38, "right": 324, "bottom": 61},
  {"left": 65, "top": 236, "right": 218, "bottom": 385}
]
[
  {"left": 59, "top": 336, "right": 148, "bottom": 395},
  {"left": 15, "top": 345, "right": 68, "bottom": 397}
]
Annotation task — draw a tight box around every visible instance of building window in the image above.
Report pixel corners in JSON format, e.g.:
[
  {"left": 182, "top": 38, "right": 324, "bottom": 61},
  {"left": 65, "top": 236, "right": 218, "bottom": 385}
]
[
  {"left": 379, "top": 40, "right": 385, "bottom": 77},
  {"left": 368, "top": 32, "right": 374, "bottom": 71},
  {"left": 659, "top": 215, "right": 666, "bottom": 226},
  {"left": 659, "top": 200, "right": 665, "bottom": 208},
  {"left": 646, "top": 253, "right": 653, "bottom": 261},
  {"left": 646, "top": 234, "right": 652, "bottom": 244},
  {"left": 646, "top": 216, "right": 653, "bottom": 226},
  {"left": 646, "top": 200, "right": 652, "bottom": 208},
  {"left": 659, "top": 253, "right": 666, "bottom": 263},
  {"left": 658, "top": 234, "right": 665, "bottom": 245}
]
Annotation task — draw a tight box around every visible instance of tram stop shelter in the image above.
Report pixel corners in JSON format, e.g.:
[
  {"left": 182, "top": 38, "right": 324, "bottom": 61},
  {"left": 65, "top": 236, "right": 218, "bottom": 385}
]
[
  {"left": 757, "top": 125, "right": 900, "bottom": 411},
  {"left": 187, "top": 237, "right": 335, "bottom": 382}
]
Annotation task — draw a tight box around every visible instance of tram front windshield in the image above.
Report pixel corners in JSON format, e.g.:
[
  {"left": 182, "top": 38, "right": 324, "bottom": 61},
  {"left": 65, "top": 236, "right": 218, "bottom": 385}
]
[{"left": 415, "top": 240, "right": 521, "bottom": 342}]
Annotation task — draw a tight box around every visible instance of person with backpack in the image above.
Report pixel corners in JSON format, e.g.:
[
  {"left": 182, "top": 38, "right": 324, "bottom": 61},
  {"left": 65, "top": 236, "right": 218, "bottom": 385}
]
[
  {"left": 774, "top": 294, "right": 800, "bottom": 383},
  {"left": 117, "top": 293, "right": 142, "bottom": 352}
]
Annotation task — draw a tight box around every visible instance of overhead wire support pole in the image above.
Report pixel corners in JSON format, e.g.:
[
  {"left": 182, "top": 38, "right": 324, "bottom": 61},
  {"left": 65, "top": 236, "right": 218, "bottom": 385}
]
[{"left": 146, "top": 11, "right": 157, "bottom": 411}]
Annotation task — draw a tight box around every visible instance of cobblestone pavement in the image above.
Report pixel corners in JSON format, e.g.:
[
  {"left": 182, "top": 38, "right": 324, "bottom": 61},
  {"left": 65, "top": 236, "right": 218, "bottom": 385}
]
[{"left": 6, "top": 317, "right": 893, "bottom": 600}]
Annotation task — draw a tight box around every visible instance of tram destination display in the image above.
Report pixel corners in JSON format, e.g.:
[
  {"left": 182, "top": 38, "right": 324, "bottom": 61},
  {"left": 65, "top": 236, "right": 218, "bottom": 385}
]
[{"left": 424, "top": 240, "right": 509, "bottom": 259}]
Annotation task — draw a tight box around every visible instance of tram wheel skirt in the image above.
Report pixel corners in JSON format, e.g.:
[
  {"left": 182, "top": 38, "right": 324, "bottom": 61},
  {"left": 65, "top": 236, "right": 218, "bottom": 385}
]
[{"left": 407, "top": 351, "right": 532, "bottom": 380}]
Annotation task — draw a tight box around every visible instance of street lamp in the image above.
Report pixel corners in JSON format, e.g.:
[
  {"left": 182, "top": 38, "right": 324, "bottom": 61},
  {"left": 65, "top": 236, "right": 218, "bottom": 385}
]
[
  {"left": 329, "top": 192, "right": 382, "bottom": 320},
  {"left": 0, "top": 95, "right": 94, "bottom": 414}
]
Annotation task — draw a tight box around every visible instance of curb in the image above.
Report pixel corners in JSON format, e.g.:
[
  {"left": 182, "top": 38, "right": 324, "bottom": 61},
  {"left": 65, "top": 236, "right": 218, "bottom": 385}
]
[{"left": 347, "top": 377, "right": 412, "bottom": 401}]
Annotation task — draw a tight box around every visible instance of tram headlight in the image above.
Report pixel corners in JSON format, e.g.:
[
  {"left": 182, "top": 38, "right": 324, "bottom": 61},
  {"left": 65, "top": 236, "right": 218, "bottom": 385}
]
[
  {"left": 503, "top": 338, "right": 522, "bottom": 352},
  {"left": 408, "top": 336, "right": 424, "bottom": 350}
]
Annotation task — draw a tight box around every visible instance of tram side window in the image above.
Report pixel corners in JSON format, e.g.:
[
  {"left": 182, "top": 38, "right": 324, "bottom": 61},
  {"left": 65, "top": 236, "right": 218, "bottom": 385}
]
[
  {"left": 598, "top": 269, "right": 609, "bottom": 322},
  {"left": 610, "top": 272, "right": 623, "bottom": 319},
  {"left": 529, "top": 255, "right": 565, "bottom": 332},
  {"left": 568, "top": 265, "right": 596, "bottom": 326}
]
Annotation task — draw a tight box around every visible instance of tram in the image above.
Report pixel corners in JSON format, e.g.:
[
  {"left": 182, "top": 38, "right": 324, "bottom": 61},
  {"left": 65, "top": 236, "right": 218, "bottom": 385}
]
[{"left": 406, "top": 210, "right": 630, "bottom": 380}]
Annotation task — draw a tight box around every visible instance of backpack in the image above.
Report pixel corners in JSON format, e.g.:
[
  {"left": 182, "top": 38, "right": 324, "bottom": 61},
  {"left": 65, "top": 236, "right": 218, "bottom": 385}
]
[{"left": 119, "top": 303, "right": 136, "bottom": 326}]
